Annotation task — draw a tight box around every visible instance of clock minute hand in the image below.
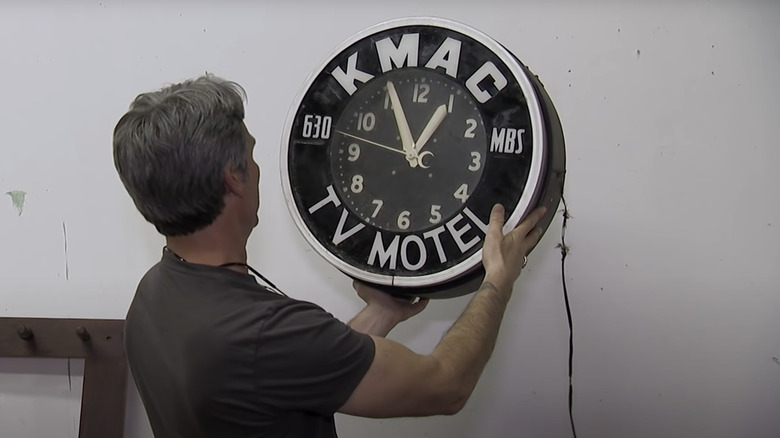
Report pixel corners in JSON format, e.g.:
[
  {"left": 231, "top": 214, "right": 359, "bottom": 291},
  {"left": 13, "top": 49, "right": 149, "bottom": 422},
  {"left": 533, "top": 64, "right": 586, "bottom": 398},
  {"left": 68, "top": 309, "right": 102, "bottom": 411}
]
[
  {"left": 414, "top": 104, "right": 448, "bottom": 154},
  {"left": 385, "top": 81, "right": 417, "bottom": 165}
]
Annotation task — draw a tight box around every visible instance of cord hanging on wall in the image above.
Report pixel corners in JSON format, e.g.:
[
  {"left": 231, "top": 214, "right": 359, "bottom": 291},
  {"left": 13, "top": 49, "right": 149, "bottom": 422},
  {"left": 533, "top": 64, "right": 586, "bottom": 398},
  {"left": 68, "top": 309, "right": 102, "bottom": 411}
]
[{"left": 557, "top": 194, "right": 577, "bottom": 438}]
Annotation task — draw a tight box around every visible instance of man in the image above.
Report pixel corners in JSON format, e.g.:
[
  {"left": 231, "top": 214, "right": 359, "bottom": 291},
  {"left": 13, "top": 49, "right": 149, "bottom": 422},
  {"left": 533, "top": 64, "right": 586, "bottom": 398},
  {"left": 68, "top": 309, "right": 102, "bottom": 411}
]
[{"left": 114, "top": 74, "right": 546, "bottom": 438}]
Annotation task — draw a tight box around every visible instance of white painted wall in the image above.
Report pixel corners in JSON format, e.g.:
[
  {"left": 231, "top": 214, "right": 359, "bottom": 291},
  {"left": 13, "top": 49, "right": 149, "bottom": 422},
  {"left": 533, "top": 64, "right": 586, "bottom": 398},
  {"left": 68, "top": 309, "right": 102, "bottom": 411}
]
[{"left": 1, "top": 1, "right": 778, "bottom": 437}]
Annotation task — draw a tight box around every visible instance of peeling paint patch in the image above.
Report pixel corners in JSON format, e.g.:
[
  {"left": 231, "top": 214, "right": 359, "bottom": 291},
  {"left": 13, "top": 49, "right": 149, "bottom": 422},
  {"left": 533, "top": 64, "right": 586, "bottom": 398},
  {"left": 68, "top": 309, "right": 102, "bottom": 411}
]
[{"left": 5, "top": 190, "right": 26, "bottom": 216}]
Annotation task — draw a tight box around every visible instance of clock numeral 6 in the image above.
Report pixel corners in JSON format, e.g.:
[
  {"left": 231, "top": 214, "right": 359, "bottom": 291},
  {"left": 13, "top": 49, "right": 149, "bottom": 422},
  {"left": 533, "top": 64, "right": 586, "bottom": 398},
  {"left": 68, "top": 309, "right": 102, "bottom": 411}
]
[
  {"left": 397, "top": 211, "right": 411, "bottom": 230},
  {"left": 302, "top": 114, "right": 332, "bottom": 139},
  {"left": 351, "top": 175, "right": 364, "bottom": 193},
  {"left": 429, "top": 205, "right": 442, "bottom": 224}
]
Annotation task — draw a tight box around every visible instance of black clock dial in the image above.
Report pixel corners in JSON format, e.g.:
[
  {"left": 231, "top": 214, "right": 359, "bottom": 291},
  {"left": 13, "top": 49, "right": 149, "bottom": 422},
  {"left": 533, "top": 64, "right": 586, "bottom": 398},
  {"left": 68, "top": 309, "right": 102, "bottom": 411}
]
[
  {"left": 331, "top": 68, "right": 487, "bottom": 232},
  {"left": 281, "top": 18, "right": 565, "bottom": 296}
]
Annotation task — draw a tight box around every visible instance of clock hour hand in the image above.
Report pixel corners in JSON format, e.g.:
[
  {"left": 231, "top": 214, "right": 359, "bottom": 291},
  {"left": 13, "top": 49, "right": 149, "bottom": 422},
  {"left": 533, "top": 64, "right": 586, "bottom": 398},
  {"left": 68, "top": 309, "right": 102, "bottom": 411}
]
[
  {"left": 335, "top": 130, "right": 406, "bottom": 156},
  {"left": 414, "top": 104, "right": 448, "bottom": 155},
  {"left": 385, "top": 81, "right": 417, "bottom": 166}
]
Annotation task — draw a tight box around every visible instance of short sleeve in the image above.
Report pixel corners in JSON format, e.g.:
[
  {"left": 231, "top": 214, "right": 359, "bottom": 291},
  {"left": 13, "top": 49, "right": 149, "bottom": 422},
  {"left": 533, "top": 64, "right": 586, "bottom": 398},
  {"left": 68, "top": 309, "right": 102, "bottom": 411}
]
[{"left": 253, "top": 299, "right": 376, "bottom": 415}]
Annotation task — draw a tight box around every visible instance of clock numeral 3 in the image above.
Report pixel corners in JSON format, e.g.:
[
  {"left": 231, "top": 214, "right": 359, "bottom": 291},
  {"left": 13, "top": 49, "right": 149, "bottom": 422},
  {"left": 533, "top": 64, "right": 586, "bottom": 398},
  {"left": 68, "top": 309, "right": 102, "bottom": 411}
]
[{"left": 468, "top": 152, "right": 481, "bottom": 171}]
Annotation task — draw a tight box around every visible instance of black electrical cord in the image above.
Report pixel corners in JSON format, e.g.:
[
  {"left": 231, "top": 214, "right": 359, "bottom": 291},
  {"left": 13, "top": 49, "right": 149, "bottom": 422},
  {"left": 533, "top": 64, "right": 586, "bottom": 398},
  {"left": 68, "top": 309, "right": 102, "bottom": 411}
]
[{"left": 557, "top": 195, "right": 577, "bottom": 438}]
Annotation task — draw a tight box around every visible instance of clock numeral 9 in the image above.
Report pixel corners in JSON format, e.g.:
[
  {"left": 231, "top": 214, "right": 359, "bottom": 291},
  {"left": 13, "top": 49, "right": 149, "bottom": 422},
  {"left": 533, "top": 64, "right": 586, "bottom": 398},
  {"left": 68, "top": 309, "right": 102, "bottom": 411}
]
[
  {"left": 302, "top": 114, "right": 332, "bottom": 139},
  {"left": 464, "top": 119, "right": 478, "bottom": 138},
  {"left": 429, "top": 205, "right": 442, "bottom": 224},
  {"left": 468, "top": 152, "right": 481, "bottom": 171},
  {"left": 357, "top": 112, "right": 376, "bottom": 131},
  {"left": 454, "top": 184, "right": 469, "bottom": 203},
  {"left": 397, "top": 211, "right": 411, "bottom": 230},
  {"left": 351, "top": 175, "right": 364, "bottom": 193},
  {"left": 348, "top": 143, "right": 361, "bottom": 162},
  {"left": 413, "top": 83, "right": 429, "bottom": 103}
]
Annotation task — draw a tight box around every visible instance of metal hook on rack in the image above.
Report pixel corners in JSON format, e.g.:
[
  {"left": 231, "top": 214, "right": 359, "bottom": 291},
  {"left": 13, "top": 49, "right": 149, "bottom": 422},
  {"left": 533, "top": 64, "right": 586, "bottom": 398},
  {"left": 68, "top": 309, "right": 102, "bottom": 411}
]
[
  {"left": 76, "top": 326, "right": 91, "bottom": 342},
  {"left": 16, "top": 325, "right": 34, "bottom": 341}
]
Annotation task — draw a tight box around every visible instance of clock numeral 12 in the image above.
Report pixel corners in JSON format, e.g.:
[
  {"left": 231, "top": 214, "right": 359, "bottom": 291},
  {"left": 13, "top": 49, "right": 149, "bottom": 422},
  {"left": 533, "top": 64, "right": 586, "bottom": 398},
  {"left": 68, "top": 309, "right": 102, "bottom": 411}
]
[{"left": 413, "top": 83, "right": 429, "bottom": 103}]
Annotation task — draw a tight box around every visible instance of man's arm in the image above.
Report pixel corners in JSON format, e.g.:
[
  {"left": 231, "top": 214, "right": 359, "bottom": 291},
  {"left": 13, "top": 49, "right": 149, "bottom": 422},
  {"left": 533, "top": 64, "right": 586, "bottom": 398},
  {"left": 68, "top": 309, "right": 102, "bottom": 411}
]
[{"left": 339, "top": 204, "right": 546, "bottom": 418}]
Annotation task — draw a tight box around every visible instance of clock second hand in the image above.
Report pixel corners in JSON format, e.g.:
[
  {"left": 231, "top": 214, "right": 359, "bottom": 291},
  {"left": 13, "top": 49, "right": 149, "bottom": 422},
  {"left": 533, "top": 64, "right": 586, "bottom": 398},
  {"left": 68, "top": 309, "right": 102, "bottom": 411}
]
[{"left": 335, "top": 130, "right": 407, "bottom": 156}]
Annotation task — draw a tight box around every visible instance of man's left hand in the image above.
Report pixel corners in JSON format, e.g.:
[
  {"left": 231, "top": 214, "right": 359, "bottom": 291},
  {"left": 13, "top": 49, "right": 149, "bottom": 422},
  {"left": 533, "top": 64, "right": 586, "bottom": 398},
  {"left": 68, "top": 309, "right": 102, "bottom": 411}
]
[{"left": 348, "top": 280, "right": 430, "bottom": 337}]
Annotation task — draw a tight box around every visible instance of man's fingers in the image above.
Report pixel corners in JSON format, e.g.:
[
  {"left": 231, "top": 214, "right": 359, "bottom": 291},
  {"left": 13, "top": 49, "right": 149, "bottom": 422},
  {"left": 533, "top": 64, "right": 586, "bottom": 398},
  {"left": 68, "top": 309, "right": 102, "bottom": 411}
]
[
  {"left": 524, "top": 227, "right": 545, "bottom": 254},
  {"left": 515, "top": 206, "right": 547, "bottom": 236},
  {"left": 487, "top": 204, "right": 506, "bottom": 235}
]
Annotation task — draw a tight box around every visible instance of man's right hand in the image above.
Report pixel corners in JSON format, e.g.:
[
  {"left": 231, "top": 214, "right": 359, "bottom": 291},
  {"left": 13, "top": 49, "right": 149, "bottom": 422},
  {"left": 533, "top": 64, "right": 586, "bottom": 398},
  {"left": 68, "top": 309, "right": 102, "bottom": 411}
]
[
  {"left": 482, "top": 204, "right": 547, "bottom": 294},
  {"left": 340, "top": 203, "right": 549, "bottom": 419}
]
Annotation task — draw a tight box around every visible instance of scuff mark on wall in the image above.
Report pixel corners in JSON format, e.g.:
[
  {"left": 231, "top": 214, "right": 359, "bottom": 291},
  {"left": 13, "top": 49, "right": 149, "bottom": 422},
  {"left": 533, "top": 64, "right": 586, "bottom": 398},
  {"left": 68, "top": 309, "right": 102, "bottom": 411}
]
[
  {"left": 773, "top": 357, "right": 780, "bottom": 367},
  {"left": 5, "top": 190, "right": 26, "bottom": 216},
  {"left": 63, "top": 222, "right": 70, "bottom": 280}
]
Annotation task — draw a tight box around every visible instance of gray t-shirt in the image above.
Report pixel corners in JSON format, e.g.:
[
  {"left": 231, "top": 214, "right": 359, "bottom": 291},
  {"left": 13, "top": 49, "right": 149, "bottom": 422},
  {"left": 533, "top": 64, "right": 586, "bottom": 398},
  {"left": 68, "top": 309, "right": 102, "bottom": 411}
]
[{"left": 125, "top": 250, "right": 375, "bottom": 438}]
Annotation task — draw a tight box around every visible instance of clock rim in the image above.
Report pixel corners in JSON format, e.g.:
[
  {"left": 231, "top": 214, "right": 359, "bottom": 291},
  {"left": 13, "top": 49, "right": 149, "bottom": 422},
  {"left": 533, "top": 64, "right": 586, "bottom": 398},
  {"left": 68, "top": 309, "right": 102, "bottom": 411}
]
[{"left": 280, "top": 16, "right": 546, "bottom": 287}]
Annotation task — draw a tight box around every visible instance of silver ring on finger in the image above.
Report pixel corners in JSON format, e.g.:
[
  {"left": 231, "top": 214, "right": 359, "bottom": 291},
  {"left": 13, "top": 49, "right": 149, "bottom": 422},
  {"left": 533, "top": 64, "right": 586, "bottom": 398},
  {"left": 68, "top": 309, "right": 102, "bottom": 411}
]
[{"left": 522, "top": 256, "right": 528, "bottom": 268}]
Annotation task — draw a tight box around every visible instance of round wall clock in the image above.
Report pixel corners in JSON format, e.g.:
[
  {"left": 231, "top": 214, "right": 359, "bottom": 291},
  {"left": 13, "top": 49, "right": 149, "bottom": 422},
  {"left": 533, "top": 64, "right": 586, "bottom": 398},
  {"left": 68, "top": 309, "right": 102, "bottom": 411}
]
[{"left": 281, "top": 17, "right": 565, "bottom": 298}]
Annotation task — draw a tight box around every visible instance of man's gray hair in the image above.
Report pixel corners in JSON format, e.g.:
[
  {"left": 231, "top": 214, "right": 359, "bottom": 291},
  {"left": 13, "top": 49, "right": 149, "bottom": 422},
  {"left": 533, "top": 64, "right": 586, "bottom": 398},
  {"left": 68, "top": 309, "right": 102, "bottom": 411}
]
[{"left": 113, "top": 74, "right": 248, "bottom": 236}]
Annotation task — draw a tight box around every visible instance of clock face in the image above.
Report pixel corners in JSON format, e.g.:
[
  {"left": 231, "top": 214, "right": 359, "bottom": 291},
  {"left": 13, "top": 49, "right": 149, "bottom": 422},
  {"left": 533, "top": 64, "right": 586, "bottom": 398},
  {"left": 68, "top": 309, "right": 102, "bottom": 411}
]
[
  {"left": 331, "top": 68, "right": 487, "bottom": 233},
  {"left": 281, "top": 17, "right": 560, "bottom": 292}
]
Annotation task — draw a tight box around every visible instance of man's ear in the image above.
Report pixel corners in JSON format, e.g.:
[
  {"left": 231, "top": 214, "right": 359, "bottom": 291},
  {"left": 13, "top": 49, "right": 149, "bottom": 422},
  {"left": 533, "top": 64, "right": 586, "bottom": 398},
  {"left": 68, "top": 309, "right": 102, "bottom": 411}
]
[{"left": 224, "top": 167, "right": 246, "bottom": 197}]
